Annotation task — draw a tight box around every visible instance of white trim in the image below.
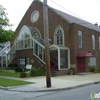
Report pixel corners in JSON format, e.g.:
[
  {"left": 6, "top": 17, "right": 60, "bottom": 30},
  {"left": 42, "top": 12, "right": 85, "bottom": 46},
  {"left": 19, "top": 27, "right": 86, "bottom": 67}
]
[
  {"left": 99, "top": 37, "right": 100, "bottom": 50},
  {"left": 54, "top": 25, "right": 65, "bottom": 45},
  {"left": 92, "top": 34, "right": 95, "bottom": 50},
  {"left": 68, "top": 48, "right": 70, "bottom": 69},
  {"left": 0, "top": 42, "right": 10, "bottom": 56},
  {"left": 50, "top": 44, "right": 70, "bottom": 70},
  {"left": 34, "top": 54, "right": 45, "bottom": 64},
  {"left": 31, "top": 10, "right": 39, "bottom": 23},
  {"left": 17, "top": 25, "right": 31, "bottom": 40},
  {"left": 31, "top": 27, "right": 42, "bottom": 40},
  {"left": 58, "top": 48, "right": 60, "bottom": 70},
  {"left": 78, "top": 30, "right": 82, "bottom": 48}
]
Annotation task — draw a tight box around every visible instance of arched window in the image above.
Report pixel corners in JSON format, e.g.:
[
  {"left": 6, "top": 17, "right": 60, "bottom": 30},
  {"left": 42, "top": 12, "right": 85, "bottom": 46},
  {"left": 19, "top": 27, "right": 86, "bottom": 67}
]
[
  {"left": 32, "top": 32, "right": 41, "bottom": 41},
  {"left": 54, "top": 26, "right": 64, "bottom": 45}
]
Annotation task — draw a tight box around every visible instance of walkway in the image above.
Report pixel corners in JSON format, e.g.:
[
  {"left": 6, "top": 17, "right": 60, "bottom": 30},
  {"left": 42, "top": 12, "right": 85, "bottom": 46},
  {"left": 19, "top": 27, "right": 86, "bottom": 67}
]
[{"left": 0, "top": 73, "right": 100, "bottom": 92}]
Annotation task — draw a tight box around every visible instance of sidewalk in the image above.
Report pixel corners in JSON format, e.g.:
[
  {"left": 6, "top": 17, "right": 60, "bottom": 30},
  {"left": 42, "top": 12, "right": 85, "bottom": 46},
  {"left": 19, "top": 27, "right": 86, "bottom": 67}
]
[{"left": 0, "top": 73, "right": 100, "bottom": 92}]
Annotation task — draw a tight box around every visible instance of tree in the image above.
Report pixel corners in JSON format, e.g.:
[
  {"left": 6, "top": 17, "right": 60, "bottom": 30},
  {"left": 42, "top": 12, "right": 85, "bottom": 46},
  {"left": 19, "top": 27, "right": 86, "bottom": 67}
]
[{"left": 0, "top": 4, "right": 15, "bottom": 43}]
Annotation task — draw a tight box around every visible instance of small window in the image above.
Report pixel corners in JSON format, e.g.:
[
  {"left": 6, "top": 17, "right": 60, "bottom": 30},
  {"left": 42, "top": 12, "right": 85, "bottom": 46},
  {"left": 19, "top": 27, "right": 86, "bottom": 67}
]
[
  {"left": 92, "top": 35, "right": 95, "bottom": 50},
  {"left": 99, "top": 37, "right": 100, "bottom": 50},
  {"left": 31, "top": 11, "right": 39, "bottom": 23},
  {"left": 18, "top": 59, "right": 25, "bottom": 67},
  {"left": 78, "top": 31, "right": 82, "bottom": 48}
]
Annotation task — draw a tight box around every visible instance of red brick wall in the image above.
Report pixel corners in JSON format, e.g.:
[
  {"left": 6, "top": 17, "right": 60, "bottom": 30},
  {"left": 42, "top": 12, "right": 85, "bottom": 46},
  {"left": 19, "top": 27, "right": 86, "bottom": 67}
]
[
  {"left": 13, "top": 49, "right": 34, "bottom": 66},
  {"left": 10, "top": 1, "right": 100, "bottom": 74},
  {"left": 70, "top": 23, "right": 100, "bottom": 72}
]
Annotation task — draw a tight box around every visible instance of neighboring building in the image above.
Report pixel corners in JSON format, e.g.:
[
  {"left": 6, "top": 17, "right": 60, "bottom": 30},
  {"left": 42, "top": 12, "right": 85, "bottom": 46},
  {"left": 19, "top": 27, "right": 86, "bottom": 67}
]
[
  {"left": 5, "top": 0, "right": 100, "bottom": 74},
  {"left": 0, "top": 42, "right": 10, "bottom": 67}
]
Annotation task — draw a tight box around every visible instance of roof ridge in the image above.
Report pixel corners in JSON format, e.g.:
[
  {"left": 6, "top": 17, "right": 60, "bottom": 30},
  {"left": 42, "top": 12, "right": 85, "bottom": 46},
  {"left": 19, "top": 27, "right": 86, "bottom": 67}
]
[{"left": 49, "top": 7, "right": 100, "bottom": 32}]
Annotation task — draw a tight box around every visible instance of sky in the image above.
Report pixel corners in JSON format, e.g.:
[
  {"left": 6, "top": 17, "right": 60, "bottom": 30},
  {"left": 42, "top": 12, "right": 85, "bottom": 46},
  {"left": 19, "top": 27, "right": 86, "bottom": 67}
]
[{"left": 0, "top": 0, "right": 100, "bottom": 30}]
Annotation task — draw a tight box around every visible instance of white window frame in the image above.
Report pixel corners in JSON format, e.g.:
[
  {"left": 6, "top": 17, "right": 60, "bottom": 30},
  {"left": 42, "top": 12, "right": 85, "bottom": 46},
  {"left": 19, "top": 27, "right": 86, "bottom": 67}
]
[
  {"left": 99, "top": 37, "right": 100, "bottom": 50},
  {"left": 78, "top": 30, "right": 82, "bottom": 48},
  {"left": 54, "top": 25, "right": 64, "bottom": 45},
  {"left": 92, "top": 35, "right": 95, "bottom": 50}
]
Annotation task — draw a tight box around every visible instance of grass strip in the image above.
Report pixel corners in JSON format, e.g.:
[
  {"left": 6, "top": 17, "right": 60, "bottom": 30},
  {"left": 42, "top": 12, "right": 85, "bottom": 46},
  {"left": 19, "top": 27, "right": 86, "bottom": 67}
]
[
  {"left": 0, "top": 70, "right": 20, "bottom": 78},
  {"left": 0, "top": 78, "right": 33, "bottom": 87}
]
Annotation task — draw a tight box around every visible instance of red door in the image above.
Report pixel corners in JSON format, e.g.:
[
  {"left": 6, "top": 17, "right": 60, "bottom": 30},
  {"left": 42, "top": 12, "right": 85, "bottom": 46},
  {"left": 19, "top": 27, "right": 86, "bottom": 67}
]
[{"left": 77, "top": 57, "right": 85, "bottom": 73}]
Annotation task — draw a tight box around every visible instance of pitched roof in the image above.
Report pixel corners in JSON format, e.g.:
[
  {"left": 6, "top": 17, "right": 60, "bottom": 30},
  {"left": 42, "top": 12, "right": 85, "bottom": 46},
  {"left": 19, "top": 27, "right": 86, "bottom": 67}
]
[
  {"left": 51, "top": 8, "right": 100, "bottom": 32},
  {"left": 19, "top": 0, "right": 100, "bottom": 32}
]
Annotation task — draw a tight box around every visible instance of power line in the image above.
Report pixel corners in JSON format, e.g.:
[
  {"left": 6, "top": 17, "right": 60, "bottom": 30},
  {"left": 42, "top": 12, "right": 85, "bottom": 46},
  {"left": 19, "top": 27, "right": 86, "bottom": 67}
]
[
  {"left": 49, "top": 0, "right": 84, "bottom": 20},
  {"left": 49, "top": 0, "right": 100, "bottom": 25}
]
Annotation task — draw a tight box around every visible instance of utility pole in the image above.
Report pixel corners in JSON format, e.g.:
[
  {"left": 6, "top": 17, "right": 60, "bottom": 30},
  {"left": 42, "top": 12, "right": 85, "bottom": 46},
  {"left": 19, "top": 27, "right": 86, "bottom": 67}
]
[{"left": 43, "top": 0, "right": 51, "bottom": 88}]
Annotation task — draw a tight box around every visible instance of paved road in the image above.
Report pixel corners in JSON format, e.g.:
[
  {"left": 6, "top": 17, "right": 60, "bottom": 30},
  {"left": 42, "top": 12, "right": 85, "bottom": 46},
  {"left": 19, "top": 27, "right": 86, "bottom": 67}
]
[
  {"left": 0, "top": 83, "right": 100, "bottom": 100},
  {"left": 29, "top": 83, "right": 100, "bottom": 100},
  {"left": 0, "top": 90, "right": 54, "bottom": 100}
]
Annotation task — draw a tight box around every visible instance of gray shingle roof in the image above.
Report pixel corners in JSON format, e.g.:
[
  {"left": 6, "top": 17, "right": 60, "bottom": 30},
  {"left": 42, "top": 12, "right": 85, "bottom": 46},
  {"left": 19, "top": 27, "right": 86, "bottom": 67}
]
[{"left": 52, "top": 8, "right": 100, "bottom": 32}]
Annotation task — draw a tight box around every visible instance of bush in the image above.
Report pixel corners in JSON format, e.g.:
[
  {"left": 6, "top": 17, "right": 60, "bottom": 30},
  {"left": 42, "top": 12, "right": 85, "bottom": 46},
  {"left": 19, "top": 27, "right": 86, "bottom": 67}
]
[
  {"left": 22, "top": 67, "right": 28, "bottom": 72},
  {"left": 30, "top": 67, "right": 45, "bottom": 77},
  {"left": 90, "top": 66, "right": 96, "bottom": 72},
  {"left": 14, "top": 67, "right": 23, "bottom": 72},
  {"left": 20, "top": 72, "right": 27, "bottom": 78},
  {"left": 7, "top": 63, "right": 18, "bottom": 70},
  {"left": 35, "top": 67, "right": 45, "bottom": 76},
  {"left": 68, "top": 69, "right": 73, "bottom": 75},
  {"left": 98, "top": 68, "right": 100, "bottom": 73},
  {"left": 30, "top": 67, "right": 36, "bottom": 77}
]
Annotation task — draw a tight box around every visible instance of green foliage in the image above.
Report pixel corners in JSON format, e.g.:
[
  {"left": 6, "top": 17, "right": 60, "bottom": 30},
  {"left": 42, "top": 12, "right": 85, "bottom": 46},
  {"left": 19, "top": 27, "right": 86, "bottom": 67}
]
[
  {"left": 20, "top": 72, "right": 27, "bottom": 78},
  {"left": 94, "top": 68, "right": 98, "bottom": 73},
  {"left": 30, "top": 67, "right": 36, "bottom": 76},
  {"left": 90, "top": 66, "right": 97, "bottom": 72},
  {"left": 0, "top": 27, "right": 16, "bottom": 43},
  {"left": 22, "top": 67, "right": 28, "bottom": 72},
  {"left": 0, "top": 69, "right": 20, "bottom": 77},
  {"left": 0, "top": 5, "right": 16, "bottom": 43},
  {"left": 98, "top": 68, "right": 100, "bottom": 73},
  {"left": 68, "top": 69, "right": 73, "bottom": 75},
  {"left": 30, "top": 67, "right": 45, "bottom": 77},
  {"left": 26, "top": 71, "right": 31, "bottom": 77},
  {"left": 14, "top": 67, "right": 23, "bottom": 72},
  {"left": 35, "top": 67, "right": 45, "bottom": 76},
  {"left": 0, "top": 5, "right": 9, "bottom": 27},
  {"left": 0, "top": 78, "right": 32, "bottom": 87},
  {"left": 7, "top": 63, "right": 18, "bottom": 70}
]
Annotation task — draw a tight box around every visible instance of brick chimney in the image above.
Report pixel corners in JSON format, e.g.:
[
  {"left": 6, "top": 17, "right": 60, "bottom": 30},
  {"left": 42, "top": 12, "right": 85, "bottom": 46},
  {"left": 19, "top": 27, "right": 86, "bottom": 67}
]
[{"left": 94, "top": 23, "right": 98, "bottom": 26}]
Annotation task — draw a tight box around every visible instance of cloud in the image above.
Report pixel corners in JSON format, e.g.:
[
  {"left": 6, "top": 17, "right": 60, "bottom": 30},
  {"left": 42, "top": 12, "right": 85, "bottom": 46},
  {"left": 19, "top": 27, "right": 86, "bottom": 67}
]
[{"left": 0, "top": 0, "right": 100, "bottom": 30}]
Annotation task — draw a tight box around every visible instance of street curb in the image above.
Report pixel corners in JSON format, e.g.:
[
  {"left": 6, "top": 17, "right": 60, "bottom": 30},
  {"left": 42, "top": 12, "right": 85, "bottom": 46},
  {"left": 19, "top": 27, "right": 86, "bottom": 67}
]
[
  {"left": 0, "top": 81, "right": 100, "bottom": 92},
  {"left": 36, "top": 81, "right": 100, "bottom": 92}
]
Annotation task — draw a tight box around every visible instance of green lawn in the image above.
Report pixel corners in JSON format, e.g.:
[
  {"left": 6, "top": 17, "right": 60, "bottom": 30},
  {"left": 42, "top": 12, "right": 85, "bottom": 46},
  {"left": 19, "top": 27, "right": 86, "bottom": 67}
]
[
  {"left": 0, "top": 78, "right": 33, "bottom": 87},
  {"left": 0, "top": 70, "right": 20, "bottom": 77},
  {"left": 0, "top": 69, "right": 31, "bottom": 78}
]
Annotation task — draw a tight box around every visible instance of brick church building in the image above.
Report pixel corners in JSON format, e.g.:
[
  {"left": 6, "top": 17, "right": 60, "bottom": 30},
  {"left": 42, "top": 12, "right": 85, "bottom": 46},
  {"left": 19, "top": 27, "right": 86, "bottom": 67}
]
[{"left": 4, "top": 0, "right": 100, "bottom": 74}]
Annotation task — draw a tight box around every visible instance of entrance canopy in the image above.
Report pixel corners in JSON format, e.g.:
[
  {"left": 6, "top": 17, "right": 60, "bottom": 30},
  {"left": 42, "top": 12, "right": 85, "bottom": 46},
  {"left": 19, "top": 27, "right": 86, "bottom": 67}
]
[
  {"left": 50, "top": 44, "right": 69, "bottom": 50},
  {"left": 50, "top": 44, "right": 70, "bottom": 70},
  {"left": 77, "top": 51, "right": 93, "bottom": 57}
]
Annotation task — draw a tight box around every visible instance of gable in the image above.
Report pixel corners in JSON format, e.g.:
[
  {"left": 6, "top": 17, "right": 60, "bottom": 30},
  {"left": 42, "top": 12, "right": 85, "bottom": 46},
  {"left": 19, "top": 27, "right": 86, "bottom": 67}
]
[{"left": 16, "top": 1, "right": 44, "bottom": 34}]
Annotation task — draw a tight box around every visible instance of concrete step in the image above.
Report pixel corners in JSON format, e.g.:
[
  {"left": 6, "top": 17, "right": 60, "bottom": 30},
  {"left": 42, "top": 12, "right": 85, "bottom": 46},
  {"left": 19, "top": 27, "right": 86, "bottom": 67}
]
[{"left": 77, "top": 72, "right": 93, "bottom": 75}]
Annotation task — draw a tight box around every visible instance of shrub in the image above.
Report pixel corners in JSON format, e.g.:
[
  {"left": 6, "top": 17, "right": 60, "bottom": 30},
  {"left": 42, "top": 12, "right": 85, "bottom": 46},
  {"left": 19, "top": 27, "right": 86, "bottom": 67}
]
[
  {"left": 7, "top": 63, "right": 18, "bottom": 70},
  {"left": 30, "top": 67, "right": 45, "bottom": 77},
  {"left": 30, "top": 67, "right": 36, "bottom": 77},
  {"left": 98, "top": 68, "right": 100, "bottom": 73},
  {"left": 68, "top": 69, "right": 73, "bottom": 75},
  {"left": 90, "top": 66, "right": 96, "bottom": 72},
  {"left": 22, "top": 67, "right": 28, "bottom": 72},
  {"left": 35, "top": 67, "right": 45, "bottom": 76},
  {"left": 14, "top": 67, "right": 23, "bottom": 72},
  {"left": 20, "top": 72, "right": 27, "bottom": 78}
]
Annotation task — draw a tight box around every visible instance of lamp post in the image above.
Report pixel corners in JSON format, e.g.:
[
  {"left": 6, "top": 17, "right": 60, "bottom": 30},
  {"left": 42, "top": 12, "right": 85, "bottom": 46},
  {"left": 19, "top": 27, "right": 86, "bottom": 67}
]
[{"left": 43, "top": 0, "right": 51, "bottom": 88}]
